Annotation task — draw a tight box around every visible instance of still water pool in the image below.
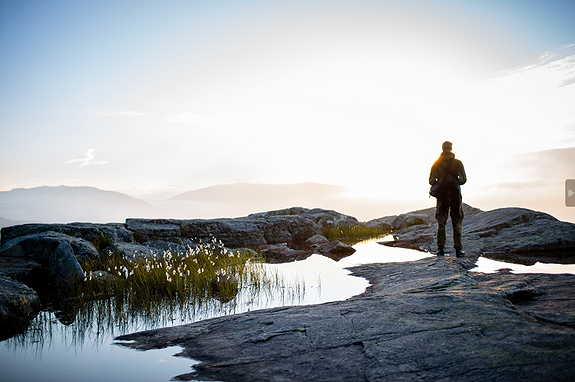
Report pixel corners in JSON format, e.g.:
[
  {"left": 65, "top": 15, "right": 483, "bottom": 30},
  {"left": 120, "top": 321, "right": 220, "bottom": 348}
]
[{"left": 1, "top": 238, "right": 573, "bottom": 382}]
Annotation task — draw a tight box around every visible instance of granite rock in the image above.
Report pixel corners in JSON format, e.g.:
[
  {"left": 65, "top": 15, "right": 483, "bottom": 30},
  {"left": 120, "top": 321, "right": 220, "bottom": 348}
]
[
  {"left": 117, "top": 258, "right": 575, "bottom": 382},
  {"left": 0, "top": 275, "right": 41, "bottom": 340}
]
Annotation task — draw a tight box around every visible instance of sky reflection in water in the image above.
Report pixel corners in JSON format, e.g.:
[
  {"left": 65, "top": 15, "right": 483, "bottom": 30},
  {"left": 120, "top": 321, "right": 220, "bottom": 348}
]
[{"left": 1, "top": 237, "right": 573, "bottom": 382}]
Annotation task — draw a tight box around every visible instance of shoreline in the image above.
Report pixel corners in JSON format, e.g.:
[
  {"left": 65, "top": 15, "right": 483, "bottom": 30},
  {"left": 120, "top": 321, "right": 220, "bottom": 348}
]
[
  {"left": 2, "top": 204, "right": 575, "bottom": 381},
  {"left": 117, "top": 255, "right": 575, "bottom": 381}
]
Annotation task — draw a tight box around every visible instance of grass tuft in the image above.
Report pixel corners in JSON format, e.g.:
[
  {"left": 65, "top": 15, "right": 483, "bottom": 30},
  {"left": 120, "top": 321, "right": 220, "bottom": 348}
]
[
  {"left": 321, "top": 224, "right": 391, "bottom": 241},
  {"left": 41, "top": 238, "right": 304, "bottom": 341}
]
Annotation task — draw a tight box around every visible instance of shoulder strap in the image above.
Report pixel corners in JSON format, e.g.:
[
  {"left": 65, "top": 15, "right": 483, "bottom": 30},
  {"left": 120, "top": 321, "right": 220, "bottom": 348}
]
[{"left": 439, "top": 158, "right": 455, "bottom": 184}]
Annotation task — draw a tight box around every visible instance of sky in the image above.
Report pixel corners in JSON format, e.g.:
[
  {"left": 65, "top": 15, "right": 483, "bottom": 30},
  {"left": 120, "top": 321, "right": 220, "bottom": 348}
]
[{"left": 1, "top": 0, "right": 574, "bottom": 222}]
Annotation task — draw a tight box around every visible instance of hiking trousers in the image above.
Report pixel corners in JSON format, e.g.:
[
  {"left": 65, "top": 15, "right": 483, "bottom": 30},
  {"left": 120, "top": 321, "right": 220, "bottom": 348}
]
[{"left": 435, "top": 190, "right": 464, "bottom": 250}]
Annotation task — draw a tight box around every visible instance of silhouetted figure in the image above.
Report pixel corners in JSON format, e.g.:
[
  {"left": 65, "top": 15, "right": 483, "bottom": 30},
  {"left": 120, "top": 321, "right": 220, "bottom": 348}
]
[{"left": 429, "top": 141, "right": 467, "bottom": 256}]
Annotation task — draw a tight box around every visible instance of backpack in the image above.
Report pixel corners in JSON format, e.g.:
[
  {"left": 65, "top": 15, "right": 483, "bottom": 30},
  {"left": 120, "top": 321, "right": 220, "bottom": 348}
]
[{"left": 429, "top": 157, "right": 457, "bottom": 198}]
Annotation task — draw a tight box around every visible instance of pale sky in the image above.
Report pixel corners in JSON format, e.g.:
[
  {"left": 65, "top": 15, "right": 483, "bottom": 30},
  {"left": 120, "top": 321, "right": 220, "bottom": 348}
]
[{"left": 1, "top": 0, "right": 574, "bottom": 222}]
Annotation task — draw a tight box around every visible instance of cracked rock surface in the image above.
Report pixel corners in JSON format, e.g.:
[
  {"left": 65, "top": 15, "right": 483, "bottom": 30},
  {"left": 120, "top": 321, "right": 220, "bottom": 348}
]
[{"left": 117, "top": 257, "right": 575, "bottom": 381}]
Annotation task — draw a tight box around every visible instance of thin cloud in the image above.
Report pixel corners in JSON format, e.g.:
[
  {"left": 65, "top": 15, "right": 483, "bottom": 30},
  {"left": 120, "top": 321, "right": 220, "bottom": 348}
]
[
  {"left": 65, "top": 149, "right": 118, "bottom": 167},
  {"left": 534, "top": 43, "right": 575, "bottom": 66}
]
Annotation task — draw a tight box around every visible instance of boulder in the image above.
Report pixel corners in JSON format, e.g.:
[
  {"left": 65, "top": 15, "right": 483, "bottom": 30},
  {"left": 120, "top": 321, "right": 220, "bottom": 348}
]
[
  {"left": 465, "top": 207, "right": 575, "bottom": 253},
  {"left": 370, "top": 204, "right": 483, "bottom": 231},
  {"left": 257, "top": 216, "right": 319, "bottom": 243},
  {"left": 1, "top": 222, "right": 134, "bottom": 248},
  {"left": 259, "top": 243, "right": 313, "bottom": 263},
  {"left": 250, "top": 207, "right": 360, "bottom": 231},
  {"left": 110, "top": 242, "right": 163, "bottom": 262},
  {"left": 181, "top": 219, "right": 268, "bottom": 247},
  {"left": 48, "top": 242, "right": 86, "bottom": 287},
  {"left": 318, "top": 240, "right": 356, "bottom": 258},
  {"left": 0, "top": 275, "right": 41, "bottom": 340},
  {"left": 390, "top": 213, "right": 433, "bottom": 230},
  {"left": 364, "top": 218, "right": 393, "bottom": 232},
  {"left": 0, "top": 231, "right": 99, "bottom": 261},
  {"left": 305, "top": 234, "right": 329, "bottom": 245},
  {"left": 127, "top": 212, "right": 325, "bottom": 248}
]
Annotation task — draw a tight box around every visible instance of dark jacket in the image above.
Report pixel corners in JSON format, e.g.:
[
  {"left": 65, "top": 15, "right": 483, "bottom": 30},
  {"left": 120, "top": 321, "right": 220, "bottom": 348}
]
[{"left": 429, "top": 151, "right": 467, "bottom": 191}]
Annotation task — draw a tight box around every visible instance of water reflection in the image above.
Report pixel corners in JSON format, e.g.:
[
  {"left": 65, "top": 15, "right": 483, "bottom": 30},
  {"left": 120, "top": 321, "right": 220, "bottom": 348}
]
[
  {"left": 0, "top": 237, "right": 429, "bottom": 382},
  {"left": 471, "top": 256, "right": 575, "bottom": 274},
  {"left": 5, "top": 237, "right": 571, "bottom": 382}
]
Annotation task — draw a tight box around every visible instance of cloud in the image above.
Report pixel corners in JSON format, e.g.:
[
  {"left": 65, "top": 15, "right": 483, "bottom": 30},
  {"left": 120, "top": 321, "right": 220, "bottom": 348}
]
[
  {"left": 533, "top": 43, "right": 575, "bottom": 66},
  {"left": 514, "top": 147, "right": 575, "bottom": 179},
  {"left": 166, "top": 112, "right": 230, "bottom": 127},
  {"left": 466, "top": 46, "right": 575, "bottom": 154},
  {"left": 65, "top": 148, "right": 117, "bottom": 167}
]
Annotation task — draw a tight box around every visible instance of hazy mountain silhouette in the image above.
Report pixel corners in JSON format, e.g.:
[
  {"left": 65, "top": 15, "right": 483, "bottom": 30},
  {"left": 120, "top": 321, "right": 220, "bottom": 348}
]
[
  {"left": 171, "top": 182, "right": 345, "bottom": 205},
  {"left": 0, "top": 183, "right": 423, "bottom": 226},
  {"left": 0, "top": 186, "right": 159, "bottom": 224},
  {"left": 162, "top": 182, "right": 347, "bottom": 219},
  {"left": 165, "top": 182, "right": 409, "bottom": 221}
]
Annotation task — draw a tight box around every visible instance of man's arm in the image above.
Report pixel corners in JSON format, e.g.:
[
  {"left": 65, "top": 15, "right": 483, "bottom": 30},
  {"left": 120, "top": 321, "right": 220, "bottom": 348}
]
[
  {"left": 429, "top": 165, "right": 438, "bottom": 185},
  {"left": 457, "top": 161, "right": 467, "bottom": 185}
]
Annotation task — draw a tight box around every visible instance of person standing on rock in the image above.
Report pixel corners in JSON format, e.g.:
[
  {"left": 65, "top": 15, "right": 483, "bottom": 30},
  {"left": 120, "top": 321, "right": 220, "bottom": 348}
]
[{"left": 429, "top": 141, "right": 467, "bottom": 257}]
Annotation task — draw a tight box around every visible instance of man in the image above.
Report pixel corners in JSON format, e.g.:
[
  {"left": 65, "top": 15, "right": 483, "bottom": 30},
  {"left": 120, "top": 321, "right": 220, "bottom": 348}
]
[{"left": 429, "top": 141, "right": 467, "bottom": 257}]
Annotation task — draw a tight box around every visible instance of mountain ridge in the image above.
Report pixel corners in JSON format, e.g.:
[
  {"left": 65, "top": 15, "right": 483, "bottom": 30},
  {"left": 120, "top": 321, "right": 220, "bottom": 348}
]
[{"left": 0, "top": 185, "right": 159, "bottom": 225}]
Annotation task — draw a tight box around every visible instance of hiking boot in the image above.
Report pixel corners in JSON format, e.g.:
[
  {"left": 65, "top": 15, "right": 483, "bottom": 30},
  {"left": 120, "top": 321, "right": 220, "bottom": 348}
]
[
  {"left": 436, "top": 248, "right": 445, "bottom": 256},
  {"left": 456, "top": 249, "right": 465, "bottom": 257}
]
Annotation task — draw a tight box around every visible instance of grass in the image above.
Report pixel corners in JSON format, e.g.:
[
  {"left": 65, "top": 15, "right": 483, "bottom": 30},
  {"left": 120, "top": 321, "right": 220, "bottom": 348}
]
[
  {"left": 321, "top": 223, "right": 391, "bottom": 241},
  {"left": 29, "top": 238, "right": 306, "bottom": 343}
]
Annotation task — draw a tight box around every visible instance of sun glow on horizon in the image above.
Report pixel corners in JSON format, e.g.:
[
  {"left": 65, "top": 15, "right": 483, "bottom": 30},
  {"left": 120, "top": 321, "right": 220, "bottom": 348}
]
[{"left": 1, "top": 1, "right": 574, "bottom": 223}]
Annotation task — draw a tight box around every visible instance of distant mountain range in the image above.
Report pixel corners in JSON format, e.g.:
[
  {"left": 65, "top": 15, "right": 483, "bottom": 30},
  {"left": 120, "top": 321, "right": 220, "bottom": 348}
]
[
  {"left": 163, "top": 182, "right": 355, "bottom": 219},
  {"left": 0, "top": 186, "right": 159, "bottom": 225},
  {"left": 0, "top": 183, "right": 413, "bottom": 228},
  {"left": 171, "top": 182, "right": 345, "bottom": 205}
]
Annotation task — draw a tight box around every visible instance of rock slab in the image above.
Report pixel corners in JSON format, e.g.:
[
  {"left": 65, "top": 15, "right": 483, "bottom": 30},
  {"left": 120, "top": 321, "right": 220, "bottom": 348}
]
[{"left": 117, "top": 258, "right": 575, "bottom": 382}]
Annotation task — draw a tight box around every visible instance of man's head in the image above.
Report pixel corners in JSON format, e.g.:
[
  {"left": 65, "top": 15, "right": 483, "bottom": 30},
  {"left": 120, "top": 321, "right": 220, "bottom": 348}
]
[{"left": 442, "top": 141, "right": 453, "bottom": 152}]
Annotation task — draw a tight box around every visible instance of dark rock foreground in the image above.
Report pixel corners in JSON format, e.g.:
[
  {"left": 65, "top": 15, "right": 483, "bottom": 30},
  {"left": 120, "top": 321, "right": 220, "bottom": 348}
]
[
  {"left": 116, "top": 205, "right": 575, "bottom": 382},
  {"left": 117, "top": 258, "right": 575, "bottom": 382},
  {"left": 0, "top": 207, "right": 363, "bottom": 339},
  {"left": 2, "top": 204, "right": 575, "bottom": 380}
]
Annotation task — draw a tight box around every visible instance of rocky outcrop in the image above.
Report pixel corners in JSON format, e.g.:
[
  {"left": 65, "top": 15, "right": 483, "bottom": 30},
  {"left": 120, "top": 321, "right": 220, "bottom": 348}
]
[
  {"left": 126, "top": 207, "right": 359, "bottom": 248},
  {"left": 2, "top": 202, "right": 575, "bottom": 378},
  {"left": 114, "top": 205, "right": 575, "bottom": 381},
  {"left": 0, "top": 275, "right": 41, "bottom": 340},
  {"left": 0, "top": 257, "right": 43, "bottom": 286},
  {"left": 117, "top": 257, "right": 575, "bottom": 382},
  {"left": 380, "top": 205, "right": 575, "bottom": 267},
  {"left": 0, "top": 208, "right": 361, "bottom": 285},
  {"left": 0, "top": 207, "right": 366, "bottom": 335},
  {"left": 0, "top": 231, "right": 100, "bottom": 261},
  {"left": 0, "top": 222, "right": 134, "bottom": 249}
]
